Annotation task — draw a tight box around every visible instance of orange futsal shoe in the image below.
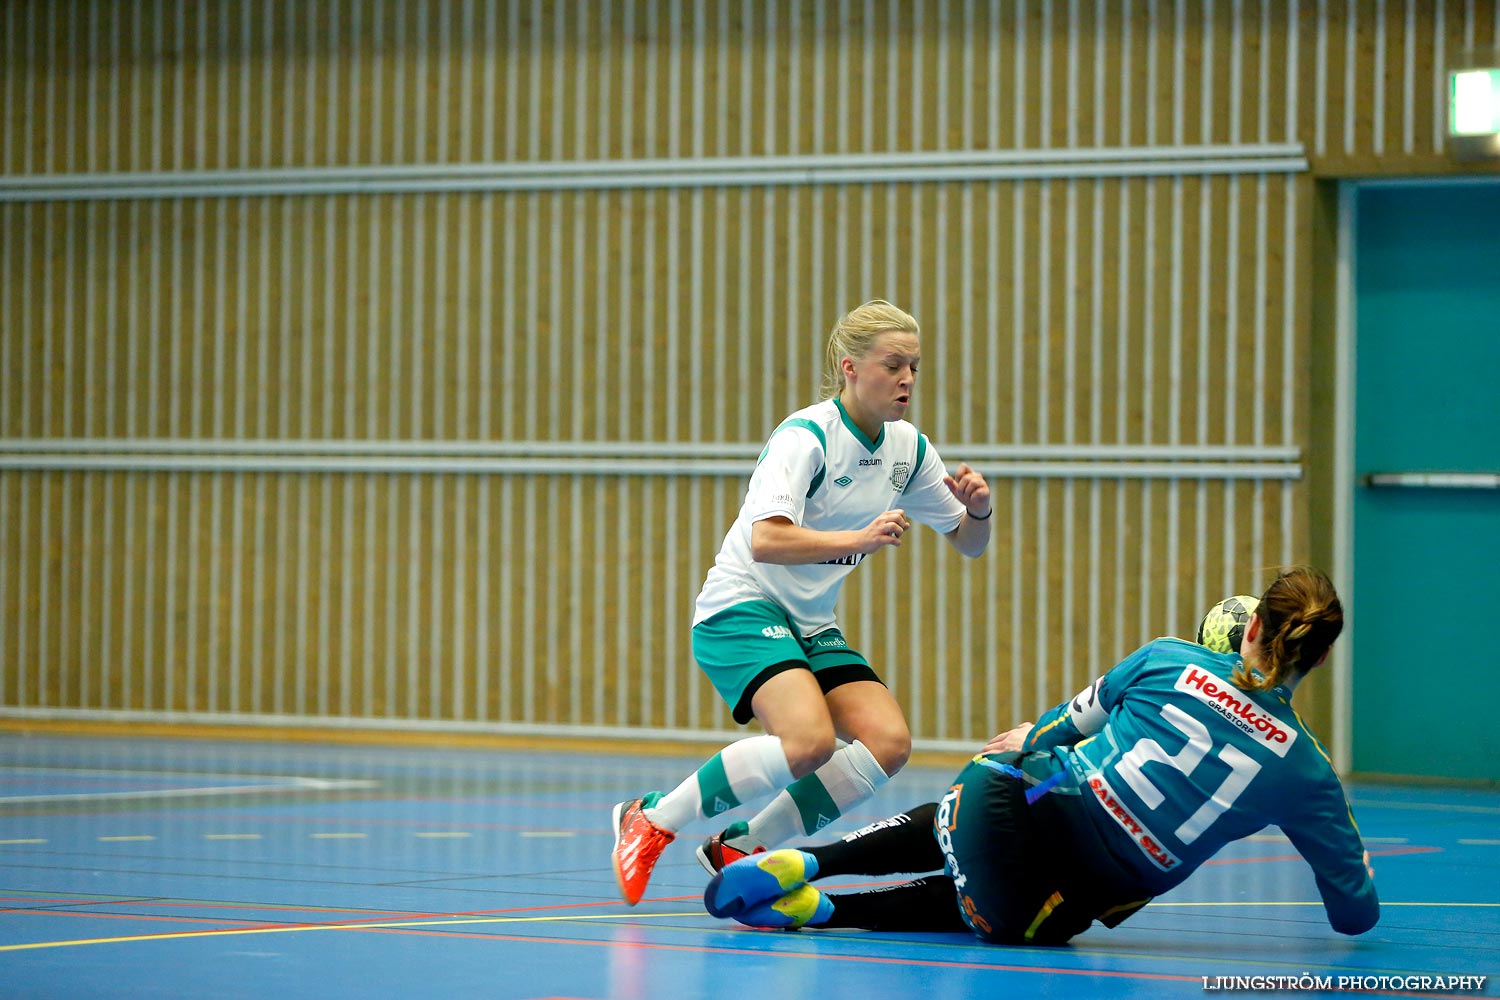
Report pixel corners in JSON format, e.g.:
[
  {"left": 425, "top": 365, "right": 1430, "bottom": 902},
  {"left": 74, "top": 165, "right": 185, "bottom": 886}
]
[
  {"left": 695, "top": 821, "right": 765, "bottom": 876},
  {"left": 611, "top": 797, "right": 675, "bottom": 906}
]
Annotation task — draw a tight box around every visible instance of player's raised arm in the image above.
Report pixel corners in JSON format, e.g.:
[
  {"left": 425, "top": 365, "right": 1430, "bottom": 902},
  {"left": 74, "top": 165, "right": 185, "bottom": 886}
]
[{"left": 942, "top": 462, "right": 993, "bottom": 558}]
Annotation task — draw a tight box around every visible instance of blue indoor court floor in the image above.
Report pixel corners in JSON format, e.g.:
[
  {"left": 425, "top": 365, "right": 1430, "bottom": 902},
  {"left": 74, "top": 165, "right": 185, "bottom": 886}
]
[{"left": 1, "top": 732, "right": 1496, "bottom": 1000}]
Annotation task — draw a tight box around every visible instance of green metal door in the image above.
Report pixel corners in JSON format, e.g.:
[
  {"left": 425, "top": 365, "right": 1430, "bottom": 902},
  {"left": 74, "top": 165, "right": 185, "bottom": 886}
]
[{"left": 1352, "top": 182, "right": 1500, "bottom": 782}]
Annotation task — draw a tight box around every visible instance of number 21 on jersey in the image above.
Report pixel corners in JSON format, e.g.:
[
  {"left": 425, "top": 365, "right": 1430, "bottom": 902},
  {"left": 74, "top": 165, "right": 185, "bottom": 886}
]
[{"left": 1115, "top": 703, "right": 1263, "bottom": 845}]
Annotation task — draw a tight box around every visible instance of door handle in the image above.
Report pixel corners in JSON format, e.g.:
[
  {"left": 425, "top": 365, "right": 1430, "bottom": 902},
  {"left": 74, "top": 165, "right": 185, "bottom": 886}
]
[{"left": 1361, "top": 472, "right": 1500, "bottom": 490}]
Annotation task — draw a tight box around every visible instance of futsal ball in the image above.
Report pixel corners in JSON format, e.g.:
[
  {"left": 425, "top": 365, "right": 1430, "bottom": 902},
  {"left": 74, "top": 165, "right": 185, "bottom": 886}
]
[{"left": 1196, "top": 595, "right": 1259, "bottom": 654}]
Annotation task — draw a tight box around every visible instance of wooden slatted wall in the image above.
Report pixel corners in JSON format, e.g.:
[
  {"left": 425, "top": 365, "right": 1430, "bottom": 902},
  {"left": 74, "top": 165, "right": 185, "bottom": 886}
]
[{"left": 3, "top": 1, "right": 1498, "bottom": 746}]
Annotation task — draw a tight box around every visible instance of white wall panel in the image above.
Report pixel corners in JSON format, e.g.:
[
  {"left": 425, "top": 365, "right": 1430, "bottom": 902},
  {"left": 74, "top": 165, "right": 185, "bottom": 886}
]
[{"left": 8, "top": 0, "right": 1474, "bottom": 745}]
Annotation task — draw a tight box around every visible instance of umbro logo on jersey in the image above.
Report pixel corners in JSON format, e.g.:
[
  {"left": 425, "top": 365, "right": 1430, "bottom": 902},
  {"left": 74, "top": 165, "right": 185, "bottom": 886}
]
[
  {"left": 833, "top": 475, "right": 854, "bottom": 488},
  {"left": 761, "top": 625, "right": 794, "bottom": 640}
]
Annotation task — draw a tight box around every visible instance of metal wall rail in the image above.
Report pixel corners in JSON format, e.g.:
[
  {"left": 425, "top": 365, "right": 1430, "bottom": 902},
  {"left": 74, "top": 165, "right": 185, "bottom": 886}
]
[
  {"left": 0, "top": 437, "right": 1301, "bottom": 460},
  {"left": 0, "top": 705, "right": 982, "bottom": 753},
  {"left": 0, "top": 439, "right": 1302, "bottom": 480},
  {"left": 1362, "top": 471, "right": 1499, "bottom": 490},
  {"left": 0, "top": 144, "right": 1308, "bottom": 203},
  {"left": 0, "top": 455, "right": 1302, "bottom": 479}
]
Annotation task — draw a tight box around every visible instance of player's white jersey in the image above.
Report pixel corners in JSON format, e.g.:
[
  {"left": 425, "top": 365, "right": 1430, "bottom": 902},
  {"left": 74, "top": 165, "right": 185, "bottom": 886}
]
[{"left": 693, "top": 398, "right": 968, "bottom": 635}]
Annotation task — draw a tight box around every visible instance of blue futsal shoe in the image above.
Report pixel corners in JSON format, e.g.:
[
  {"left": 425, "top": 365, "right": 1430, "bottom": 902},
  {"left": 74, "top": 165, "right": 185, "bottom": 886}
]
[
  {"left": 703, "top": 848, "right": 820, "bottom": 918},
  {"left": 735, "top": 885, "right": 834, "bottom": 930}
]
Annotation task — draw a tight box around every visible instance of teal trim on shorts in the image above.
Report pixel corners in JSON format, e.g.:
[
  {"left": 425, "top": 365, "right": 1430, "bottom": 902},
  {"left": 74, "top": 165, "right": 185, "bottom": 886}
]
[{"left": 692, "top": 600, "right": 869, "bottom": 720}]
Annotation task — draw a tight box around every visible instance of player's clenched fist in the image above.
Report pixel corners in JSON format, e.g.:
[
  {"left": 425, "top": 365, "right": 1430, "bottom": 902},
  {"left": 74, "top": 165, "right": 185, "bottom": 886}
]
[{"left": 856, "top": 508, "right": 912, "bottom": 552}]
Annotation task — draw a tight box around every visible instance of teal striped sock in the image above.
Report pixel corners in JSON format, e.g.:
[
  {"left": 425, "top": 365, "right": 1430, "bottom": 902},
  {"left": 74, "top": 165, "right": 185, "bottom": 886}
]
[{"left": 643, "top": 735, "right": 793, "bottom": 833}]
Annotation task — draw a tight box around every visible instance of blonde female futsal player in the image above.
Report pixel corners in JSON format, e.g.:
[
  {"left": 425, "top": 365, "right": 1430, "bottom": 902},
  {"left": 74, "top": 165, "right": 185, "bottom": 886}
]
[{"left": 610, "top": 300, "right": 994, "bottom": 905}]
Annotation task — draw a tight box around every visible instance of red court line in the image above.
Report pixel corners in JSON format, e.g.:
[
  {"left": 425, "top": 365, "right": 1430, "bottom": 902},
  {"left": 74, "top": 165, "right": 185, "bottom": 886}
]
[
  {"left": 2, "top": 904, "right": 683, "bottom": 953},
  {"left": 360, "top": 927, "right": 1488, "bottom": 998},
  {"left": 162, "top": 800, "right": 905, "bottom": 825},
  {"left": 156, "top": 811, "right": 593, "bottom": 831},
  {"left": 6, "top": 908, "right": 254, "bottom": 927},
  {"left": 3, "top": 892, "right": 710, "bottom": 944},
  {"left": 11, "top": 904, "right": 1481, "bottom": 999},
  {"left": 115, "top": 902, "right": 408, "bottom": 916},
  {"left": 363, "top": 926, "right": 1205, "bottom": 984},
  {"left": 4, "top": 898, "right": 421, "bottom": 929}
]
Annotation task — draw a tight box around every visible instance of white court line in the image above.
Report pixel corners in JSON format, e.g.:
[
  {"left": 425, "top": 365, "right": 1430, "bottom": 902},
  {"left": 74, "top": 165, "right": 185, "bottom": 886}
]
[
  {"left": 7, "top": 901, "right": 1498, "bottom": 958},
  {"left": 1458, "top": 839, "right": 1500, "bottom": 845},
  {"left": 2, "top": 766, "right": 370, "bottom": 783},
  {"left": 0, "top": 768, "right": 376, "bottom": 805},
  {"left": 1356, "top": 800, "right": 1500, "bottom": 816},
  {"left": 0, "top": 910, "right": 712, "bottom": 954},
  {"left": 1246, "top": 833, "right": 1410, "bottom": 844}
]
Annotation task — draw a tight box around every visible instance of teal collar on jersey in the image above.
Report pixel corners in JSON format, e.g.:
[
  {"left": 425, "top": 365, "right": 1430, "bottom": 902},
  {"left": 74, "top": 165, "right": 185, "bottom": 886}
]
[{"left": 834, "top": 397, "right": 885, "bottom": 453}]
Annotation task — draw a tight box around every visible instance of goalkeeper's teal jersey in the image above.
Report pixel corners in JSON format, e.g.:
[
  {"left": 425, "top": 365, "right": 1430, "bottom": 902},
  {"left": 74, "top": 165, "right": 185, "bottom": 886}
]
[{"left": 1022, "top": 637, "right": 1379, "bottom": 935}]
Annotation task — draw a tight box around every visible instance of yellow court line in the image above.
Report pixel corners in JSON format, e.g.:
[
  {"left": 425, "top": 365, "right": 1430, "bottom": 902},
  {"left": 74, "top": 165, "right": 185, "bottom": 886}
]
[
  {"left": 0, "top": 839, "right": 48, "bottom": 844},
  {"left": 5, "top": 900, "right": 1496, "bottom": 955},
  {"left": 0, "top": 911, "right": 707, "bottom": 953}
]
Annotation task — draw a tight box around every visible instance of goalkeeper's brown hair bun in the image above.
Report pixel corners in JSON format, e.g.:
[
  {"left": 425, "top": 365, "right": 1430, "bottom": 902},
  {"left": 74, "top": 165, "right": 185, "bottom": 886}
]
[{"left": 1233, "top": 566, "right": 1344, "bottom": 692}]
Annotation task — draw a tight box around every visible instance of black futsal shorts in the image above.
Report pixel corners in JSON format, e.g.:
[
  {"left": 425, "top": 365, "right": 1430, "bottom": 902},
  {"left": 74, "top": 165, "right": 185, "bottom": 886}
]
[{"left": 936, "top": 752, "right": 1152, "bottom": 945}]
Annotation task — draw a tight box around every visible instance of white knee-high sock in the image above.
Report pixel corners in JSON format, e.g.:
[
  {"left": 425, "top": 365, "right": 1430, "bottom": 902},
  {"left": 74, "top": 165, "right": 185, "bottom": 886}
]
[
  {"left": 734, "top": 740, "right": 890, "bottom": 849},
  {"left": 641, "top": 735, "right": 795, "bottom": 834}
]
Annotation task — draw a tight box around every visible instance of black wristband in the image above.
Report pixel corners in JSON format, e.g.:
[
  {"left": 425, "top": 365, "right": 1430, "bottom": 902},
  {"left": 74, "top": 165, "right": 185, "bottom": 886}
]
[{"left": 969, "top": 507, "right": 993, "bottom": 521}]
